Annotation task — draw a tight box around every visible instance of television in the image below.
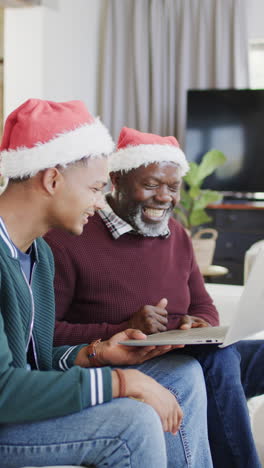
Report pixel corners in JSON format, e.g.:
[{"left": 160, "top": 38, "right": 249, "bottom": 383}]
[{"left": 185, "top": 89, "right": 264, "bottom": 201}]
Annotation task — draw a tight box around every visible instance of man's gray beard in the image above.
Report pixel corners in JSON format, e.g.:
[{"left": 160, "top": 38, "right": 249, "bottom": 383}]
[{"left": 129, "top": 206, "right": 171, "bottom": 237}]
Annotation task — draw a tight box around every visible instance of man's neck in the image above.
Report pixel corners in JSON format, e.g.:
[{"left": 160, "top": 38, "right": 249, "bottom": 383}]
[
  {"left": 0, "top": 188, "right": 48, "bottom": 252},
  {"left": 106, "top": 193, "right": 129, "bottom": 222}
]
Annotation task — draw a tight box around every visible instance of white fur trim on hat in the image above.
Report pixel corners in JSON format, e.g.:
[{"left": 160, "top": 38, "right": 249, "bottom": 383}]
[
  {"left": 0, "top": 118, "right": 115, "bottom": 179},
  {"left": 109, "top": 144, "right": 189, "bottom": 175}
]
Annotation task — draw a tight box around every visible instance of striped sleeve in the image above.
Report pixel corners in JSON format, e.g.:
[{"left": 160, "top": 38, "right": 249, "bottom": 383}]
[
  {"left": 58, "top": 345, "right": 79, "bottom": 370},
  {"left": 52, "top": 344, "right": 112, "bottom": 407},
  {"left": 89, "top": 368, "right": 104, "bottom": 405},
  {"left": 82, "top": 366, "right": 112, "bottom": 407},
  {"left": 52, "top": 343, "right": 87, "bottom": 370}
]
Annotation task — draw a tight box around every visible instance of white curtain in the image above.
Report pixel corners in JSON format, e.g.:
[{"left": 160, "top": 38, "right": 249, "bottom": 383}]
[{"left": 99, "top": 0, "right": 249, "bottom": 145}]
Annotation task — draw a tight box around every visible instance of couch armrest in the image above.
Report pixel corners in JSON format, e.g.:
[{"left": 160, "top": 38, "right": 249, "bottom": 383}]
[{"left": 205, "top": 283, "right": 243, "bottom": 326}]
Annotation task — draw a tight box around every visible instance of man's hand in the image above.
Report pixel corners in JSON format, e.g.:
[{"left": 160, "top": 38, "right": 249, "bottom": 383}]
[
  {"left": 112, "top": 369, "right": 183, "bottom": 435},
  {"left": 178, "top": 315, "right": 210, "bottom": 329},
  {"left": 127, "top": 298, "right": 168, "bottom": 334},
  {"left": 75, "top": 328, "right": 182, "bottom": 367}
]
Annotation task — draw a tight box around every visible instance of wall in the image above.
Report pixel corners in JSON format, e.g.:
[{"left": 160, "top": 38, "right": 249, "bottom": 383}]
[
  {"left": 3, "top": 0, "right": 107, "bottom": 118},
  {"left": 42, "top": 0, "right": 107, "bottom": 113},
  {"left": 4, "top": 5, "right": 44, "bottom": 117},
  {"left": 0, "top": 8, "right": 4, "bottom": 134}
]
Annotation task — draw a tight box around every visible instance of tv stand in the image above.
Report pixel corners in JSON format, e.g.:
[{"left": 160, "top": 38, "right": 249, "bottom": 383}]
[
  {"left": 222, "top": 191, "right": 264, "bottom": 202},
  {"left": 221, "top": 199, "right": 264, "bottom": 207},
  {"left": 207, "top": 202, "right": 264, "bottom": 285}
]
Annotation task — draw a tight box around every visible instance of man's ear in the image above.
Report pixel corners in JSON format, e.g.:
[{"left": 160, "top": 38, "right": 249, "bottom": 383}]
[
  {"left": 109, "top": 171, "right": 121, "bottom": 189},
  {"left": 41, "top": 167, "right": 64, "bottom": 195}
]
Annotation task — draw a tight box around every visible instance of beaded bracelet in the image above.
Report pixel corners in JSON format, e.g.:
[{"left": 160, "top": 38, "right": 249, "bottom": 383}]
[{"left": 86, "top": 339, "right": 102, "bottom": 367}]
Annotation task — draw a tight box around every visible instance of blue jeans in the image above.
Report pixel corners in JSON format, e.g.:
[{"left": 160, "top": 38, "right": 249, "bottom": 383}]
[
  {"left": 236, "top": 340, "right": 264, "bottom": 398},
  {"left": 0, "top": 354, "right": 213, "bottom": 468},
  {"left": 179, "top": 340, "right": 264, "bottom": 468},
  {"left": 122, "top": 352, "right": 213, "bottom": 468},
  {"left": 1, "top": 398, "right": 167, "bottom": 468}
]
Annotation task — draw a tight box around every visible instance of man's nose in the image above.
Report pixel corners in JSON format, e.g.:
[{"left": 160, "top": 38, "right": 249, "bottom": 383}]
[
  {"left": 95, "top": 191, "right": 106, "bottom": 210},
  {"left": 154, "top": 186, "right": 173, "bottom": 203}
]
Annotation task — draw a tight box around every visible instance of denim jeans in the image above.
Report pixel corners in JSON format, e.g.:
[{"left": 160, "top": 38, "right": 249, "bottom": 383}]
[
  {"left": 179, "top": 340, "right": 264, "bottom": 468},
  {"left": 0, "top": 398, "right": 167, "bottom": 468},
  {"left": 123, "top": 352, "right": 213, "bottom": 468},
  {"left": 0, "top": 354, "right": 213, "bottom": 468}
]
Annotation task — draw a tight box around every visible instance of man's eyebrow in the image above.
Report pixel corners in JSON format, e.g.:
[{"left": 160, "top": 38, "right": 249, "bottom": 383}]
[
  {"left": 97, "top": 181, "right": 108, "bottom": 187},
  {"left": 142, "top": 177, "right": 181, "bottom": 183},
  {"left": 142, "top": 176, "right": 160, "bottom": 182}
]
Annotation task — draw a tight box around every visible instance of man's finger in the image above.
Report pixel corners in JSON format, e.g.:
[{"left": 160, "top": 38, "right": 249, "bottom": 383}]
[
  {"left": 155, "top": 298, "right": 168, "bottom": 309},
  {"left": 156, "top": 323, "right": 168, "bottom": 332},
  {"left": 155, "top": 345, "right": 173, "bottom": 352},
  {"left": 179, "top": 315, "right": 192, "bottom": 329},
  {"left": 123, "top": 328, "right": 147, "bottom": 339},
  {"left": 136, "top": 346, "right": 160, "bottom": 360},
  {"left": 152, "top": 309, "right": 168, "bottom": 321},
  {"left": 138, "top": 345, "right": 170, "bottom": 357},
  {"left": 191, "top": 321, "right": 208, "bottom": 328},
  {"left": 157, "top": 344, "right": 185, "bottom": 352},
  {"left": 172, "top": 407, "right": 183, "bottom": 435},
  {"left": 140, "top": 346, "right": 156, "bottom": 354},
  {"left": 154, "top": 312, "right": 168, "bottom": 323}
]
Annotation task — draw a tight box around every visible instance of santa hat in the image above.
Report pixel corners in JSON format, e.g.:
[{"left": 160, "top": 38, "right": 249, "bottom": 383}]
[
  {"left": 0, "top": 98, "right": 114, "bottom": 179},
  {"left": 109, "top": 127, "right": 189, "bottom": 175}
]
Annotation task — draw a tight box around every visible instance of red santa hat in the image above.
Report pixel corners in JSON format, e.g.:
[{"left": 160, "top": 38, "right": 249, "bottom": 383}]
[
  {"left": 0, "top": 98, "right": 114, "bottom": 179},
  {"left": 109, "top": 126, "right": 189, "bottom": 175}
]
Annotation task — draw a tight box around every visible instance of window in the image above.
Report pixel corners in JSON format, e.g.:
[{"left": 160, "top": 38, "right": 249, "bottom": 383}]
[{"left": 249, "top": 39, "right": 264, "bottom": 89}]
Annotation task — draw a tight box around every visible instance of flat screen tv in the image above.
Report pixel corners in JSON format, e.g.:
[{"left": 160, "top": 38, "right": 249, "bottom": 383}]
[{"left": 185, "top": 89, "right": 264, "bottom": 201}]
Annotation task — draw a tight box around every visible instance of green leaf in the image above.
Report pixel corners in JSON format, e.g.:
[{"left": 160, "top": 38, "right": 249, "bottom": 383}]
[
  {"left": 179, "top": 188, "right": 193, "bottom": 210},
  {"left": 189, "top": 209, "right": 213, "bottom": 227},
  {"left": 196, "top": 150, "right": 226, "bottom": 186},
  {"left": 183, "top": 162, "right": 200, "bottom": 187},
  {"left": 176, "top": 148, "right": 227, "bottom": 229},
  {"left": 193, "top": 190, "right": 222, "bottom": 210},
  {"left": 189, "top": 186, "right": 201, "bottom": 199}
]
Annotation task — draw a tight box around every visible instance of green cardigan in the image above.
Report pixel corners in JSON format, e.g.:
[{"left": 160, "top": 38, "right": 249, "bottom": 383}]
[{"left": 0, "top": 219, "right": 112, "bottom": 424}]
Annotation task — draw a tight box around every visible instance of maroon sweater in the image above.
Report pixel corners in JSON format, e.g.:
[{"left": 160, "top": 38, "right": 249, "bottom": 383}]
[{"left": 45, "top": 214, "right": 219, "bottom": 346}]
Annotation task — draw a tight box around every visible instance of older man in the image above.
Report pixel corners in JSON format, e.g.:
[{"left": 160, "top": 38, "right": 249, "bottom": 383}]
[
  {"left": 0, "top": 103, "right": 213, "bottom": 468},
  {"left": 46, "top": 126, "right": 263, "bottom": 468}
]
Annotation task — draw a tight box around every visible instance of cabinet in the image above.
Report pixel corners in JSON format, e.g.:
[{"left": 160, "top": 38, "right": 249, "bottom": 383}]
[{"left": 207, "top": 203, "right": 264, "bottom": 285}]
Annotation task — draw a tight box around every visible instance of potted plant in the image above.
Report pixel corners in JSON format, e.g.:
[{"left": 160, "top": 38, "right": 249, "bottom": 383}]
[{"left": 174, "top": 149, "right": 227, "bottom": 272}]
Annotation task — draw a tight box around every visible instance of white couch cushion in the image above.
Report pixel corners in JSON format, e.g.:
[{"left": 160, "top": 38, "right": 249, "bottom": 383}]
[{"left": 205, "top": 283, "right": 243, "bottom": 326}]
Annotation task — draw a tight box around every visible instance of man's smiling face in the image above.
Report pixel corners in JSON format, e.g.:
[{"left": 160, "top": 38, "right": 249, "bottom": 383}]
[{"left": 110, "top": 161, "right": 182, "bottom": 236}]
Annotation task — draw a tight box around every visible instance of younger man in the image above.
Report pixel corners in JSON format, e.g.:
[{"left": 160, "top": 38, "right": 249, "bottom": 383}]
[{"left": 0, "top": 101, "right": 201, "bottom": 468}]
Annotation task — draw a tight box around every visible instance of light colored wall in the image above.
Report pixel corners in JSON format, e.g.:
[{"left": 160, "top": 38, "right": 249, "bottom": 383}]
[
  {"left": 0, "top": 9, "right": 4, "bottom": 135},
  {"left": 4, "top": 5, "right": 44, "bottom": 117},
  {"left": 42, "top": 0, "right": 106, "bottom": 113},
  {"left": 0, "top": 8, "right": 4, "bottom": 59},
  {"left": 3, "top": 0, "right": 106, "bottom": 118}
]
